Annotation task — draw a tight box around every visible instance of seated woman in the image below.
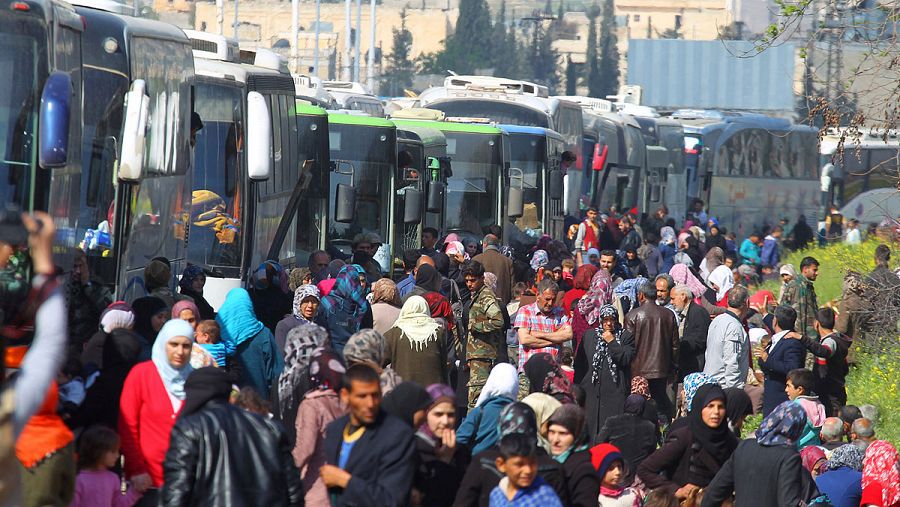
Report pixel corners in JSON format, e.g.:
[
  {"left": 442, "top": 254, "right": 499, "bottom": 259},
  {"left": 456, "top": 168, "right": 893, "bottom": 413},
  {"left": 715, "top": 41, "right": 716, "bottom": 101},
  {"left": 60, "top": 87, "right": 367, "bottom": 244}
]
[{"left": 637, "top": 384, "right": 737, "bottom": 501}]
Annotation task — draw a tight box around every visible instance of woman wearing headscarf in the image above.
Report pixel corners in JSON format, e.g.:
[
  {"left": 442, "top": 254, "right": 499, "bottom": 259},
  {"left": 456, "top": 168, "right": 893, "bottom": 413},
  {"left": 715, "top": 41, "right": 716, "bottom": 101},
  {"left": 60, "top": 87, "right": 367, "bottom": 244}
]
[
  {"left": 216, "top": 288, "right": 284, "bottom": 400},
  {"left": 523, "top": 352, "right": 575, "bottom": 404},
  {"left": 456, "top": 363, "right": 518, "bottom": 455},
  {"left": 178, "top": 265, "right": 214, "bottom": 320},
  {"left": 384, "top": 295, "right": 448, "bottom": 386},
  {"left": 315, "top": 265, "right": 373, "bottom": 357},
  {"left": 561, "top": 265, "right": 597, "bottom": 318},
  {"left": 421, "top": 291, "right": 456, "bottom": 336},
  {"left": 700, "top": 246, "right": 725, "bottom": 283},
  {"left": 293, "top": 348, "right": 345, "bottom": 507},
  {"left": 674, "top": 371, "right": 719, "bottom": 422},
  {"left": 370, "top": 278, "right": 402, "bottom": 335},
  {"left": 800, "top": 446, "right": 828, "bottom": 478},
  {"left": 382, "top": 381, "right": 433, "bottom": 428},
  {"left": 701, "top": 400, "right": 811, "bottom": 506},
  {"left": 669, "top": 263, "right": 708, "bottom": 301},
  {"left": 273, "top": 322, "right": 329, "bottom": 444},
  {"left": 659, "top": 226, "right": 678, "bottom": 274},
  {"left": 682, "top": 235, "right": 704, "bottom": 268},
  {"left": 288, "top": 267, "right": 312, "bottom": 292},
  {"left": 275, "top": 284, "right": 321, "bottom": 352},
  {"left": 723, "top": 387, "right": 753, "bottom": 438},
  {"left": 595, "top": 394, "right": 658, "bottom": 485},
  {"left": 706, "top": 264, "right": 735, "bottom": 305},
  {"left": 171, "top": 300, "right": 218, "bottom": 369},
  {"left": 705, "top": 219, "right": 727, "bottom": 252},
  {"left": 81, "top": 301, "right": 137, "bottom": 372},
  {"left": 860, "top": 440, "right": 900, "bottom": 507},
  {"left": 414, "top": 384, "right": 468, "bottom": 507},
  {"left": 529, "top": 249, "right": 549, "bottom": 285},
  {"left": 638, "top": 384, "right": 737, "bottom": 501},
  {"left": 131, "top": 296, "right": 170, "bottom": 361},
  {"left": 572, "top": 268, "right": 611, "bottom": 351},
  {"left": 402, "top": 264, "right": 443, "bottom": 303},
  {"left": 343, "top": 329, "right": 401, "bottom": 394},
  {"left": 546, "top": 404, "right": 599, "bottom": 507},
  {"left": 573, "top": 304, "right": 635, "bottom": 440},
  {"left": 454, "top": 402, "right": 570, "bottom": 507},
  {"left": 630, "top": 375, "right": 660, "bottom": 435},
  {"left": 815, "top": 444, "right": 864, "bottom": 507},
  {"left": 118, "top": 319, "right": 194, "bottom": 497},
  {"left": 522, "top": 393, "right": 562, "bottom": 453},
  {"left": 249, "top": 260, "right": 293, "bottom": 333}
]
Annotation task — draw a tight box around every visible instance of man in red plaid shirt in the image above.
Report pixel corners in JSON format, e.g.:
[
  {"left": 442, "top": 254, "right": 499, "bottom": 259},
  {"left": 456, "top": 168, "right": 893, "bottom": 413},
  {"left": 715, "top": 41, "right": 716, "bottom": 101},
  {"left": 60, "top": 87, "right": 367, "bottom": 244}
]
[{"left": 514, "top": 278, "right": 573, "bottom": 373}]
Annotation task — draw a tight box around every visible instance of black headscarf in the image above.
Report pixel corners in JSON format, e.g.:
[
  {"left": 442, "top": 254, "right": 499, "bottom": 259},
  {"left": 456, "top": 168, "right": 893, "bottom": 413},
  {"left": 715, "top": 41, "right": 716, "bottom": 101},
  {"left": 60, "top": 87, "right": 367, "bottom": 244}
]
[
  {"left": 723, "top": 387, "right": 753, "bottom": 435},
  {"left": 181, "top": 367, "right": 233, "bottom": 417},
  {"left": 623, "top": 394, "right": 646, "bottom": 416},
  {"left": 688, "top": 384, "right": 738, "bottom": 464},
  {"left": 415, "top": 265, "right": 442, "bottom": 293},
  {"left": 132, "top": 296, "right": 168, "bottom": 343},
  {"left": 547, "top": 404, "right": 588, "bottom": 451},
  {"left": 498, "top": 402, "right": 538, "bottom": 440},
  {"left": 381, "top": 382, "right": 433, "bottom": 428},
  {"left": 73, "top": 329, "right": 143, "bottom": 429}
]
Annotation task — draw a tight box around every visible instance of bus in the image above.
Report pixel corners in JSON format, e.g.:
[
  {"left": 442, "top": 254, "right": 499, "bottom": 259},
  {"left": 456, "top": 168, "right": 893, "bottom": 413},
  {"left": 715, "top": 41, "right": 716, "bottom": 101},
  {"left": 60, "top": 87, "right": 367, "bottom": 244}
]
[
  {"left": 324, "top": 81, "right": 385, "bottom": 117},
  {"left": 500, "top": 125, "right": 566, "bottom": 246},
  {"left": 820, "top": 128, "right": 900, "bottom": 224},
  {"left": 293, "top": 103, "right": 330, "bottom": 272},
  {"left": 589, "top": 112, "right": 648, "bottom": 215},
  {"left": 419, "top": 76, "right": 585, "bottom": 215},
  {"left": 326, "top": 113, "right": 397, "bottom": 273},
  {"left": 1, "top": 0, "right": 83, "bottom": 262},
  {"left": 632, "top": 116, "right": 687, "bottom": 220},
  {"left": 675, "top": 112, "right": 820, "bottom": 235},
  {"left": 187, "top": 31, "right": 310, "bottom": 309},
  {"left": 74, "top": 3, "right": 194, "bottom": 300},
  {"left": 394, "top": 123, "right": 448, "bottom": 256}
]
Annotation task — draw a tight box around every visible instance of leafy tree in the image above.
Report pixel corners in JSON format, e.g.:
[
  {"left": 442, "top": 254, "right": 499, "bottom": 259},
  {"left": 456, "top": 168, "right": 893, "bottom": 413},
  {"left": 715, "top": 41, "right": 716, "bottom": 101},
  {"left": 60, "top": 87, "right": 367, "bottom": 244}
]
[
  {"left": 492, "top": 0, "right": 521, "bottom": 77},
  {"left": 565, "top": 55, "right": 578, "bottom": 95},
  {"left": 529, "top": 20, "right": 560, "bottom": 90},
  {"left": 596, "top": 0, "right": 620, "bottom": 97},
  {"left": 437, "top": 0, "right": 494, "bottom": 73},
  {"left": 382, "top": 7, "right": 415, "bottom": 95}
]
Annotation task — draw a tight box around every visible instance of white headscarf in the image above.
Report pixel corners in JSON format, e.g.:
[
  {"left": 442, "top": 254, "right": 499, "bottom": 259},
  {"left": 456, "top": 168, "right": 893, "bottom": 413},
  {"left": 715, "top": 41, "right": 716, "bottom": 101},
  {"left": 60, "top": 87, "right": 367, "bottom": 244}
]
[
  {"left": 151, "top": 319, "right": 195, "bottom": 400},
  {"left": 394, "top": 295, "right": 442, "bottom": 351},
  {"left": 475, "top": 363, "right": 519, "bottom": 408},
  {"left": 101, "top": 309, "right": 135, "bottom": 333},
  {"left": 707, "top": 265, "right": 735, "bottom": 302}
]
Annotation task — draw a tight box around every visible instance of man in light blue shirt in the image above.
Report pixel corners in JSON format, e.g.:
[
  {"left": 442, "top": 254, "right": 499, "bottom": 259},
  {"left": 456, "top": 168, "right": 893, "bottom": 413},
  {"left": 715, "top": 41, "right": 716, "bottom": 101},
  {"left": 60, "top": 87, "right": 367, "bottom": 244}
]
[{"left": 704, "top": 286, "right": 751, "bottom": 388}]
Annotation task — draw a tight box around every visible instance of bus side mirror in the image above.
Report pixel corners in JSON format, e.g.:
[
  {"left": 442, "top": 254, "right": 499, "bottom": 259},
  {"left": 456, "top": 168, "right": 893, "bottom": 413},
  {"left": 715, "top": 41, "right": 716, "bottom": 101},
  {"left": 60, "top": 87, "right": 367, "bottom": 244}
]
[
  {"left": 548, "top": 169, "right": 563, "bottom": 200},
  {"left": 507, "top": 167, "right": 524, "bottom": 218},
  {"left": 427, "top": 181, "right": 445, "bottom": 212},
  {"left": 427, "top": 156, "right": 440, "bottom": 170},
  {"left": 247, "top": 91, "right": 272, "bottom": 181},
  {"left": 118, "top": 79, "right": 149, "bottom": 182},
  {"left": 404, "top": 188, "right": 423, "bottom": 224},
  {"left": 335, "top": 184, "right": 356, "bottom": 223},
  {"left": 38, "top": 72, "right": 72, "bottom": 168}
]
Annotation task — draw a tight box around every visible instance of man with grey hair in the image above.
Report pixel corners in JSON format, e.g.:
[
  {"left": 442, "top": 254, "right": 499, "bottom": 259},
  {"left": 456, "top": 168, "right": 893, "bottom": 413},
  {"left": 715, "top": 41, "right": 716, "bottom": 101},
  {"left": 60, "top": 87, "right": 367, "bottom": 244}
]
[
  {"left": 704, "top": 286, "right": 751, "bottom": 388},
  {"left": 820, "top": 417, "right": 846, "bottom": 451},
  {"left": 850, "top": 418, "right": 876, "bottom": 450},
  {"left": 672, "top": 283, "right": 711, "bottom": 383},
  {"left": 513, "top": 278, "right": 572, "bottom": 372},
  {"left": 472, "top": 233, "right": 514, "bottom": 304},
  {"left": 654, "top": 274, "right": 675, "bottom": 306},
  {"left": 307, "top": 249, "right": 331, "bottom": 282},
  {"left": 625, "top": 281, "right": 678, "bottom": 420},
  {"left": 859, "top": 404, "right": 878, "bottom": 422}
]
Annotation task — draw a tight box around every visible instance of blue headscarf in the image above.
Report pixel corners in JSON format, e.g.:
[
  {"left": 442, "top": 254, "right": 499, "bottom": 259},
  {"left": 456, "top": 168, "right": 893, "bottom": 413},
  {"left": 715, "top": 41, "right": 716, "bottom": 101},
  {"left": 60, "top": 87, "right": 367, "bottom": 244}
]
[
  {"left": 151, "top": 319, "right": 195, "bottom": 400},
  {"left": 319, "top": 265, "right": 369, "bottom": 319},
  {"left": 756, "top": 401, "right": 808, "bottom": 447},
  {"left": 613, "top": 276, "right": 648, "bottom": 304},
  {"left": 683, "top": 372, "right": 719, "bottom": 410},
  {"left": 216, "top": 288, "right": 265, "bottom": 354}
]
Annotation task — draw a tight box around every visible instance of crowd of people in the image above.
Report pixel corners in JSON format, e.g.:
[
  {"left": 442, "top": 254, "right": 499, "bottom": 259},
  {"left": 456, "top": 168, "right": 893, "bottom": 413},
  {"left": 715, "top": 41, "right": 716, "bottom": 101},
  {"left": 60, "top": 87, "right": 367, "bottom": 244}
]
[{"left": 2, "top": 201, "right": 899, "bottom": 507}]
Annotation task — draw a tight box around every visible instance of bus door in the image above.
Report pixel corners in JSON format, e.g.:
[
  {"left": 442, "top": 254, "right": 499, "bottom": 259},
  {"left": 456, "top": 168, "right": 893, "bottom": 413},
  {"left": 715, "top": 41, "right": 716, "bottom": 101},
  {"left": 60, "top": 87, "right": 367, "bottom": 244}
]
[{"left": 396, "top": 138, "right": 425, "bottom": 259}]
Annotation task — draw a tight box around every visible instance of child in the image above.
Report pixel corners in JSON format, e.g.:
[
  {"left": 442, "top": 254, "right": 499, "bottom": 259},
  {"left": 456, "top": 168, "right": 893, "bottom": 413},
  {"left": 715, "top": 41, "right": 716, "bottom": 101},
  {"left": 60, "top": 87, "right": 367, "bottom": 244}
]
[
  {"left": 58, "top": 355, "right": 86, "bottom": 421},
  {"left": 559, "top": 346, "right": 575, "bottom": 384},
  {"left": 236, "top": 387, "right": 272, "bottom": 417},
  {"left": 71, "top": 426, "right": 144, "bottom": 507},
  {"left": 591, "top": 443, "right": 641, "bottom": 507},
  {"left": 489, "top": 433, "right": 562, "bottom": 506},
  {"left": 195, "top": 319, "right": 226, "bottom": 367},
  {"left": 787, "top": 368, "right": 827, "bottom": 449},
  {"left": 507, "top": 283, "right": 528, "bottom": 366}
]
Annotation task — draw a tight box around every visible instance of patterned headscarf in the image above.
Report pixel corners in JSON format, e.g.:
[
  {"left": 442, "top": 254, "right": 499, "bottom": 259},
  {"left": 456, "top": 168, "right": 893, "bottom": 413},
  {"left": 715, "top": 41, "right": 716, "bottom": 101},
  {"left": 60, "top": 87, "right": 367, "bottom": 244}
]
[
  {"left": 613, "top": 277, "right": 648, "bottom": 307},
  {"left": 250, "top": 260, "right": 289, "bottom": 293},
  {"left": 343, "top": 329, "right": 386, "bottom": 367},
  {"left": 498, "top": 402, "right": 538, "bottom": 440},
  {"left": 320, "top": 265, "right": 369, "bottom": 320},
  {"left": 756, "top": 401, "right": 808, "bottom": 447},
  {"left": 591, "top": 304, "right": 621, "bottom": 386},
  {"left": 178, "top": 264, "right": 205, "bottom": 293},
  {"left": 523, "top": 353, "right": 574, "bottom": 404},
  {"left": 288, "top": 267, "right": 311, "bottom": 292},
  {"left": 530, "top": 250, "right": 549, "bottom": 272},
  {"left": 659, "top": 226, "right": 676, "bottom": 245},
  {"left": 669, "top": 263, "right": 707, "bottom": 298},
  {"left": 277, "top": 322, "right": 329, "bottom": 415},
  {"left": 630, "top": 376, "right": 651, "bottom": 399},
  {"left": 483, "top": 272, "right": 498, "bottom": 293},
  {"left": 861, "top": 440, "right": 900, "bottom": 506},
  {"left": 371, "top": 278, "right": 401, "bottom": 306},
  {"left": 683, "top": 372, "right": 719, "bottom": 410},
  {"left": 292, "top": 284, "right": 321, "bottom": 320},
  {"left": 577, "top": 269, "right": 613, "bottom": 325},
  {"left": 308, "top": 347, "right": 345, "bottom": 392},
  {"left": 826, "top": 444, "right": 865, "bottom": 472}
]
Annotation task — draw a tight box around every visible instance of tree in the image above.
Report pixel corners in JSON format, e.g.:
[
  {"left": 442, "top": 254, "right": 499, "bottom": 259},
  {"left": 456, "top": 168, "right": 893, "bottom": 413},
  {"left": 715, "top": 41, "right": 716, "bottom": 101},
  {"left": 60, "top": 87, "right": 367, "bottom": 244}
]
[
  {"left": 596, "top": 0, "right": 620, "bottom": 98},
  {"left": 492, "top": 0, "right": 521, "bottom": 77},
  {"left": 585, "top": 3, "right": 603, "bottom": 97},
  {"left": 529, "top": 20, "right": 560, "bottom": 91},
  {"left": 565, "top": 55, "right": 578, "bottom": 95},
  {"left": 382, "top": 7, "right": 415, "bottom": 95},
  {"left": 435, "top": 0, "right": 494, "bottom": 73}
]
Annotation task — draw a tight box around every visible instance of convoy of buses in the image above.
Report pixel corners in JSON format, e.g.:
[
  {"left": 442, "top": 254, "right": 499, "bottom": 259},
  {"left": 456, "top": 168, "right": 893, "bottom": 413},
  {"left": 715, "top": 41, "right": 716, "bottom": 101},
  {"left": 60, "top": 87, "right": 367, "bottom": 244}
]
[{"left": 3, "top": 0, "right": 898, "bottom": 308}]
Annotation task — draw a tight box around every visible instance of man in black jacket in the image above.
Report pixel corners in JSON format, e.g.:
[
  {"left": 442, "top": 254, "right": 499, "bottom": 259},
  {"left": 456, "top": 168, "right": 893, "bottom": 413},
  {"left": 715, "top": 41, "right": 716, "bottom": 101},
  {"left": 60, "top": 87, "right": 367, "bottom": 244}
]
[
  {"left": 162, "top": 367, "right": 304, "bottom": 506},
  {"left": 321, "top": 364, "right": 416, "bottom": 507},
  {"left": 671, "top": 284, "right": 711, "bottom": 383}
]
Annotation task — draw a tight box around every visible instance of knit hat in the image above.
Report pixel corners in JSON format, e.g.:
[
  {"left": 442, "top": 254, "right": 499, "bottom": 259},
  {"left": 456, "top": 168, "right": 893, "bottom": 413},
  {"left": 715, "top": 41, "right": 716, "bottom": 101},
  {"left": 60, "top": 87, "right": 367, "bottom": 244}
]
[
  {"left": 144, "top": 259, "right": 171, "bottom": 291},
  {"left": 590, "top": 443, "right": 624, "bottom": 478}
]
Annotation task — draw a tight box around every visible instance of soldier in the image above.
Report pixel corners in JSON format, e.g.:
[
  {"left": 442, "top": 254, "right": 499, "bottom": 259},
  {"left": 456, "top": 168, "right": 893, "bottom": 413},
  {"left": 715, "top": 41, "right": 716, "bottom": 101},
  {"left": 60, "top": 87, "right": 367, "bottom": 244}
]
[
  {"left": 463, "top": 261, "right": 506, "bottom": 408},
  {"left": 781, "top": 256, "right": 819, "bottom": 350}
]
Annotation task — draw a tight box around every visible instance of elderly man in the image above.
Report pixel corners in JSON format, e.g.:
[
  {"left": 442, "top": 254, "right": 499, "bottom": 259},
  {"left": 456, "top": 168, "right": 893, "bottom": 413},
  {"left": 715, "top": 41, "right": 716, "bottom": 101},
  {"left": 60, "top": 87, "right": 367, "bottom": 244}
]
[
  {"left": 850, "top": 418, "right": 876, "bottom": 451},
  {"left": 819, "top": 417, "right": 846, "bottom": 451},
  {"left": 704, "top": 286, "right": 751, "bottom": 389},
  {"left": 625, "top": 281, "right": 678, "bottom": 420},
  {"left": 472, "top": 233, "right": 514, "bottom": 304},
  {"left": 514, "top": 279, "right": 573, "bottom": 373},
  {"left": 672, "top": 284, "right": 711, "bottom": 383},
  {"left": 307, "top": 250, "right": 331, "bottom": 282}
]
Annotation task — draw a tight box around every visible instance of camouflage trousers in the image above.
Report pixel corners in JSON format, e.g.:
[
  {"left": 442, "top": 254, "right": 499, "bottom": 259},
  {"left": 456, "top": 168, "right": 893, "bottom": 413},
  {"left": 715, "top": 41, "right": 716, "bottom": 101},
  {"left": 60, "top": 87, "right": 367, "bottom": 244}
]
[{"left": 467, "top": 358, "right": 495, "bottom": 408}]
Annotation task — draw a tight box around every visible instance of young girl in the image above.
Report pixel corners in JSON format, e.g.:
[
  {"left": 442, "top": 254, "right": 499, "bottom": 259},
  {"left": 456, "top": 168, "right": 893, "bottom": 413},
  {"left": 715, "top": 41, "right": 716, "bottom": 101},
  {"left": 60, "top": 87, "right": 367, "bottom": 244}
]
[
  {"left": 591, "top": 443, "right": 641, "bottom": 507},
  {"left": 71, "top": 426, "right": 144, "bottom": 507}
]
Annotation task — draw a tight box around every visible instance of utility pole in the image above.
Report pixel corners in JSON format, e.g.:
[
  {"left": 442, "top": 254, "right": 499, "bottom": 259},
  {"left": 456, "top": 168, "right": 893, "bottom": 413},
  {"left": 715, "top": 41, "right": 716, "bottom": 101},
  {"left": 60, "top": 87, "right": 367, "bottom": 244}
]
[
  {"left": 344, "top": 0, "right": 352, "bottom": 80},
  {"left": 233, "top": 0, "right": 239, "bottom": 40},
  {"left": 216, "top": 0, "right": 224, "bottom": 34},
  {"left": 292, "top": 0, "right": 299, "bottom": 72},
  {"left": 314, "top": 0, "right": 321, "bottom": 75},
  {"left": 366, "top": 0, "right": 376, "bottom": 92},
  {"left": 354, "top": 0, "right": 362, "bottom": 82}
]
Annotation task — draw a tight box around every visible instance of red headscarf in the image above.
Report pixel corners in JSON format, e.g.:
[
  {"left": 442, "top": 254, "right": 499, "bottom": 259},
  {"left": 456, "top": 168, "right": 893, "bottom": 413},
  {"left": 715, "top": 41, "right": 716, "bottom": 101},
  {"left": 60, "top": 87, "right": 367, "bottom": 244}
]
[
  {"left": 862, "top": 440, "right": 900, "bottom": 506},
  {"left": 422, "top": 292, "right": 454, "bottom": 331}
]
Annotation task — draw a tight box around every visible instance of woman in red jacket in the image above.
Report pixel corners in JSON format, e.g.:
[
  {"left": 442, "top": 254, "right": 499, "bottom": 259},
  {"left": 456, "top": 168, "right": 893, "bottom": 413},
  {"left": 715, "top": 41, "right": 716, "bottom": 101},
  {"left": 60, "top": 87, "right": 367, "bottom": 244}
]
[{"left": 118, "top": 318, "right": 194, "bottom": 504}]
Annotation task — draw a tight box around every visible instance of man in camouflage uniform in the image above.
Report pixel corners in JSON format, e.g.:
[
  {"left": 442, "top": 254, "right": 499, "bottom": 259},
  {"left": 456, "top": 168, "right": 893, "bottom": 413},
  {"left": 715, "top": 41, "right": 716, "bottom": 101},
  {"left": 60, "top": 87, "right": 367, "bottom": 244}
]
[
  {"left": 781, "top": 256, "right": 819, "bottom": 365},
  {"left": 462, "top": 261, "right": 506, "bottom": 408}
]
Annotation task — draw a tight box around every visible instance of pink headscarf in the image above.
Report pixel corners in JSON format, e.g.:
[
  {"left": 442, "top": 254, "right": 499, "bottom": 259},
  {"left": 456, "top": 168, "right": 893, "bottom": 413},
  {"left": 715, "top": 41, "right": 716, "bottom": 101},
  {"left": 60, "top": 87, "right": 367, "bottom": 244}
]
[
  {"left": 171, "top": 300, "right": 200, "bottom": 320},
  {"left": 445, "top": 240, "right": 470, "bottom": 260},
  {"left": 669, "top": 263, "right": 707, "bottom": 298}
]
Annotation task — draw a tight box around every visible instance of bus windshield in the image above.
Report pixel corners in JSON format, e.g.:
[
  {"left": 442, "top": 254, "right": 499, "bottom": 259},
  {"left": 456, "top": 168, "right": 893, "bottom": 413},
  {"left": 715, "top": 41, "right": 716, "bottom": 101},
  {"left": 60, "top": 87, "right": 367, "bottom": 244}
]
[
  {"left": 429, "top": 101, "right": 550, "bottom": 128},
  {"left": 0, "top": 25, "right": 44, "bottom": 209},
  {"left": 328, "top": 124, "right": 395, "bottom": 252},
  {"left": 188, "top": 82, "right": 244, "bottom": 277},
  {"left": 508, "top": 133, "right": 545, "bottom": 239},
  {"left": 444, "top": 132, "right": 502, "bottom": 239}
]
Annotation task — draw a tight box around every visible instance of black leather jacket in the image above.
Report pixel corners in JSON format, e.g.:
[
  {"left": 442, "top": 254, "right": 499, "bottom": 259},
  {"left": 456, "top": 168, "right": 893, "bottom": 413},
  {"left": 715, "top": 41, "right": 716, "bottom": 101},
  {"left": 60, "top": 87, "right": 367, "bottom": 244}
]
[
  {"left": 624, "top": 300, "right": 678, "bottom": 379},
  {"left": 162, "top": 400, "right": 304, "bottom": 506}
]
